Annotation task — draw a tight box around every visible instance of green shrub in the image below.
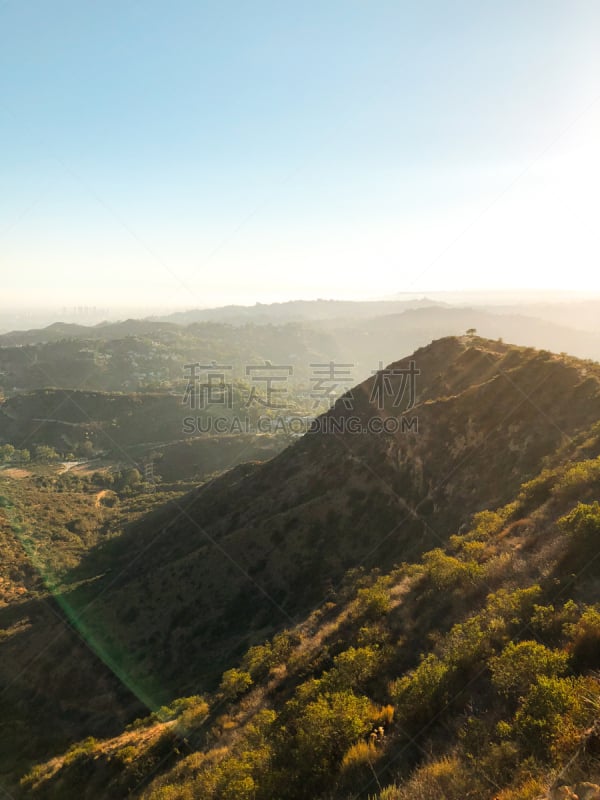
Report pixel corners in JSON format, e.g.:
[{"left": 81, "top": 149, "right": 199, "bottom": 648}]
[
  {"left": 291, "top": 690, "right": 377, "bottom": 777},
  {"left": 0, "top": 444, "right": 15, "bottom": 463},
  {"left": 442, "top": 615, "right": 493, "bottom": 670},
  {"left": 219, "top": 668, "right": 253, "bottom": 700},
  {"left": 421, "top": 549, "right": 483, "bottom": 591},
  {"left": 486, "top": 586, "right": 543, "bottom": 628},
  {"left": 514, "top": 675, "right": 582, "bottom": 756},
  {"left": 517, "top": 468, "right": 558, "bottom": 509},
  {"left": 33, "top": 445, "right": 60, "bottom": 463},
  {"left": 564, "top": 604, "right": 600, "bottom": 670},
  {"left": 322, "top": 645, "right": 380, "bottom": 692},
  {"left": 376, "top": 756, "right": 480, "bottom": 799},
  {"left": 63, "top": 736, "right": 98, "bottom": 765},
  {"left": 241, "top": 630, "right": 298, "bottom": 680},
  {"left": 353, "top": 578, "right": 392, "bottom": 620},
  {"left": 152, "top": 695, "right": 207, "bottom": 724},
  {"left": 552, "top": 458, "right": 600, "bottom": 501},
  {"left": 389, "top": 654, "right": 449, "bottom": 724},
  {"left": 469, "top": 509, "right": 508, "bottom": 540},
  {"left": 341, "top": 739, "right": 378, "bottom": 772},
  {"left": 176, "top": 698, "right": 210, "bottom": 734},
  {"left": 529, "top": 600, "right": 578, "bottom": 644},
  {"left": 115, "top": 744, "right": 138, "bottom": 765},
  {"left": 490, "top": 641, "right": 568, "bottom": 699},
  {"left": 558, "top": 502, "right": 600, "bottom": 569}
]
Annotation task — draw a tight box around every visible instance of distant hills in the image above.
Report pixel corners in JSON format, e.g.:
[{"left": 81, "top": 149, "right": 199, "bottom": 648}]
[
  {"left": 150, "top": 297, "right": 446, "bottom": 325},
  {"left": 2, "top": 304, "right": 600, "bottom": 399}
]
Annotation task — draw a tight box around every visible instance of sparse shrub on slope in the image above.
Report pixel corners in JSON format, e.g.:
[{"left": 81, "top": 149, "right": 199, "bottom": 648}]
[
  {"left": 513, "top": 675, "right": 599, "bottom": 759},
  {"left": 371, "top": 756, "right": 481, "bottom": 800},
  {"left": 218, "top": 668, "right": 253, "bottom": 701},
  {"left": 490, "top": 641, "right": 569, "bottom": 699},
  {"left": 565, "top": 604, "right": 600, "bottom": 670},
  {"left": 22, "top": 442, "right": 600, "bottom": 800}
]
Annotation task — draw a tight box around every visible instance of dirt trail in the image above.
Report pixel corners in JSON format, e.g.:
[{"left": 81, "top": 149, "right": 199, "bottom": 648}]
[{"left": 0, "top": 468, "right": 31, "bottom": 479}]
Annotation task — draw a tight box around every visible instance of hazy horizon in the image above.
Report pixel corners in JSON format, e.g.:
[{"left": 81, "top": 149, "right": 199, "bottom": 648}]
[
  {"left": 3, "top": 287, "right": 600, "bottom": 312},
  {"left": 3, "top": 287, "right": 600, "bottom": 337}
]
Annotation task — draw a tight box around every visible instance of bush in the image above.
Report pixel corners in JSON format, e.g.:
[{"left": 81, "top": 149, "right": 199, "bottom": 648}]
[
  {"left": 558, "top": 502, "right": 600, "bottom": 568},
  {"left": 63, "top": 736, "right": 98, "bottom": 765},
  {"left": 322, "top": 646, "right": 380, "bottom": 692},
  {"left": 33, "top": 445, "right": 60, "bottom": 463},
  {"left": 442, "top": 615, "right": 493, "bottom": 670},
  {"left": 373, "top": 704, "right": 395, "bottom": 726},
  {"left": 559, "top": 501, "right": 600, "bottom": 545},
  {"left": 517, "top": 468, "right": 557, "bottom": 509},
  {"left": 486, "top": 586, "right": 543, "bottom": 628},
  {"left": 421, "top": 549, "right": 483, "bottom": 591},
  {"left": 529, "top": 600, "right": 578, "bottom": 645},
  {"left": 0, "top": 444, "right": 15, "bottom": 463},
  {"left": 122, "top": 467, "right": 143, "bottom": 488},
  {"left": 565, "top": 605, "right": 600, "bottom": 670},
  {"left": 241, "top": 631, "right": 298, "bottom": 680},
  {"left": 389, "top": 654, "right": 449, "bottom": 724},
  {"left": 468, "top": 509, "right": 508, "bottom": 540},
  {"left": 341, "top": 739, "right": 378, "bottom": 772},
  {"left": 490, "top": 641, "right": 568, "bottom": 699},
  {"left": 514, "top": 675, "right": 582, "bottom": 757},
  {"left": 128, "top": 696, "right": 209, "bottom": 731},
  {"left": 177, "top": 698, "right": 210, "bottom": 735},
  {"left": 115, "top": 744, "right": 138, "bottom": 765},
  {"left": 289, "top": 690, "right": 377, "bottom": 780},
  {"left": 13, "top": 448, "right": 30, "bottom": 463},
  {"left": 219, "top": 668, "right": 253, "bottom": 700},
  {"left": 377, "top": 756, "right": 480, "bottom": 799},
  {"left": 353, "top": 580, "right": 391, "bottom": 620},
  {"left": 553, "top": 458, "right": 600, "bottom": 501}
]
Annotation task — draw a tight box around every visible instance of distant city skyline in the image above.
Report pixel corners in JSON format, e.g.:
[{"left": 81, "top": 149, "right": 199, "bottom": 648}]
[{"left": 2, "top": 1, "right": 600, "bottom": 308}]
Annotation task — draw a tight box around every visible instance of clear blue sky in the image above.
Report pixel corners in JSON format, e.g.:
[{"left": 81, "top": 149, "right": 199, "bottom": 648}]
[{"left": 1, "top": 1, "right": 599, "bottom": 309}]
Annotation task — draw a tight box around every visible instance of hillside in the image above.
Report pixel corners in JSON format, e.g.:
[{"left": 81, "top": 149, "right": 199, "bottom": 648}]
[
  {"left": 0, "top": 467, "right": 189, "bottom": 785},
  {"left": 59, "top": 337, "right": 600, "bottom": 697},
  {"left": 12, "top": 336, "right": 600, "bottom": 799},
  {"left": 1, "top": 337, "right": 599, "bottom": 791},
  {"left": 0, "top": 320, "right": 342, "bottom": 395},
  {"left": 0, "top": 336, "right": 600, "bottom": 798},
  {"left": 0, "top": 389, "right": 254, "bottom": 454}
]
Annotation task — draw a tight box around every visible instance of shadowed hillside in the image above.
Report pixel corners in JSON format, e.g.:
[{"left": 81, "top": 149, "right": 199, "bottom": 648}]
[
  {"left": 14, "top": 338, "right": 600, "bottom": 724},
  {"left": 15, "top": 337, "right": 600, "bottom": 800}
]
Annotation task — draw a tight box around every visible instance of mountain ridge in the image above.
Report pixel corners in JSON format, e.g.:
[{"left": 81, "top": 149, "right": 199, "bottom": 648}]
[
  {"left": 39, "top": 337, "right": 600, "bottom": 705},
  {"left": 15, "top": 335, "right": 600, "bottom": 800}
]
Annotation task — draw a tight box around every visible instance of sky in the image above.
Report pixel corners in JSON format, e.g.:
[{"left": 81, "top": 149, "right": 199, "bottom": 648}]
[{"left": 1, "top": 1, "right": 600, "bottom": 310}]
